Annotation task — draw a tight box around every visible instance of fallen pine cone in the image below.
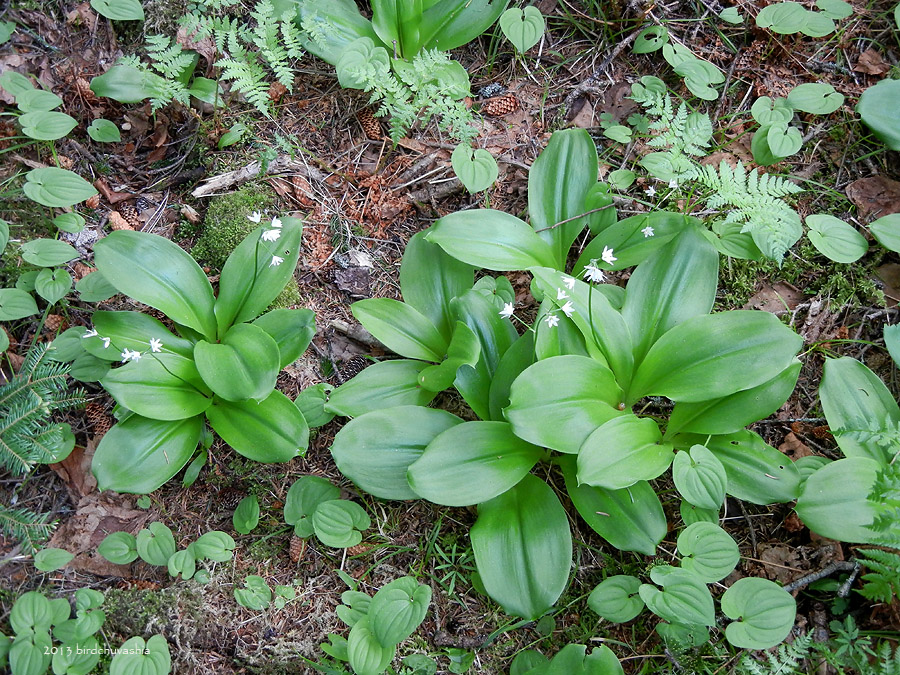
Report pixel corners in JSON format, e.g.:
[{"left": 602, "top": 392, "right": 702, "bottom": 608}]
[
  {"left": 108, "top": 211, "right": 133, "bottom": 231},
  {"left": 85, "top": 402, "right": 114, "bottom": 437},
  {"left": 288, "top": 535, "right": 305, "bottom": 563},
  {"left": 356, "top": 107, "right": 383, "bottom": 140},
  {"left": 44, "top": 314, "right": 65, "bottom": 333},
  {"left": 338, "top": 355, "right": 371, "bottom": 383},
  {"left": 480, "top": 93, "right": 519, "bottom": 117},
  {"left": 118, "top": 202, "right": 142, "bottom": 229}
]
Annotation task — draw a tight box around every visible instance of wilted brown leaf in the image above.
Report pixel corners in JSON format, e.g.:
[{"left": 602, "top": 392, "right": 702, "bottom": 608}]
[{"left": 846, "top": 175, "right": 900, "bottom": 220}]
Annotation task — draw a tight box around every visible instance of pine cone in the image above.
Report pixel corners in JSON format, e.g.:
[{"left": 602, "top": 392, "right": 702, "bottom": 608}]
[
  {"left": 44, "top": 314, "right": 65, "bottom": 333},
  {"left": 338, "top": 355, "right": 370, "bottom": 383},
  {"left": 346, "top": 542, "right": 373, "bottom": 557},
  {"left": 356, "top": 107, "right": 383, "bottom": 141},
  {"left": 288, "top": 535, "right": 305, "bottom": 563},
  {"left": 118, "top": 203, "right": 142, "bottom": 229},
  {"left": 108, "top": 211, "right": 133, "bottom": 231},
  {"left": 481, "top": 93, "right": 519, "bottom": 117},
  {"left": 85, "top": 402, "right": 113, "bottom": 436}
]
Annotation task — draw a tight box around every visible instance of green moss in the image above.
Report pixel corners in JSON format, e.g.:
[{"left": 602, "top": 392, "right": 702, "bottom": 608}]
[
  {"left": 271, "top": 278, "right": 301, "bottom": 310},
  {"left": 191, "top": 185, "right": 276, "bottom": 271}
]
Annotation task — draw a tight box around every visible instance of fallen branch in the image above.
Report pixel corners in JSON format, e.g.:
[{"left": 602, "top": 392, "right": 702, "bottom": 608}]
[{"left": 191, "top": 154, "right": 328, "bottom": 198}]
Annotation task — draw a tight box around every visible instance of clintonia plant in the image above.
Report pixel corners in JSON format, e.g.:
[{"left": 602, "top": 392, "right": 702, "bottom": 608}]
[{"left": 52, "top": 215, "right": 313, "bottom": 494}]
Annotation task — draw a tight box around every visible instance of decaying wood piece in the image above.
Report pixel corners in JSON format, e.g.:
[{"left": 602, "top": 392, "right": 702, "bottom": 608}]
[{"left": 192, "top": 154, "right": 328, "bottom": 198}]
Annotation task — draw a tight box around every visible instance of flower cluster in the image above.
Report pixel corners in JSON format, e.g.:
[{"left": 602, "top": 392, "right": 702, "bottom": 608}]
[
  {"left": 82, "top": 330, "right": 163, "bottom": 365},
  {"left": 249, "top": 212, "right": 287, "bottom": 267}
]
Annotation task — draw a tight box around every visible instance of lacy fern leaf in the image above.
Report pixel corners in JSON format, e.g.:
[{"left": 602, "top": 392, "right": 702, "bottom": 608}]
[{"left": 737, "top": 632, "right": 813, "bottom": 675}]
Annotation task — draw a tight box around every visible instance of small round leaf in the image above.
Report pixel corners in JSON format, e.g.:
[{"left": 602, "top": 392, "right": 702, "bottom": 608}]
[
  {"left": 369, "top": 577, "right": 432, "bottom": 646},
  {"left": 87, "top": 118, "right": 122, "bottom": 142},
  {"left": 33, "top": 547, "right": 74, "bottom": 572},
  {"left": 312, "top": 500, "right": 371, "bottom": 548},
  {"left": 672, "top": 444, "right": 727, "bottom": 510},
  {"left": 786, "top": 82, "right": 844, "bottom": 114},
  {"left": 233, "top": 495, "right": 260, "bottom": 535},
  {"left": 806, "top": 214, "right": 868, "bottom": 263},
  {"left": 53, "top": 212, "right": 86, "bottom": 233},
  {"left": 234, "top": 575, "right": 272, "bottom": 610},
  {"left": 284, "top": 475, "right": 340, "bottom": 525},
  {"left": 190, "top": 531, "right": 235, "bottom": 562},
  {"left": 676, "top": 522, "right": 740, "bottom": 582},
  {"left": 587, "top": 575, "right": 645, "bottom": 623},
  {"left": 721, "top": 577, "right": 796, "bottom": 649},
  {"left": 136, "top": 522, "right": 177, "bottom": 566},
  {"left": 451, "top": 144, "right": 498, "bottom": 193},
  {"left": 98, "top": 531, "right": 139, "bottom": 564}
]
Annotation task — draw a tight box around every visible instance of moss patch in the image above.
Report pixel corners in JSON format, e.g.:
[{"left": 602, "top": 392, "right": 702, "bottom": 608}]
[{"left": 191, "top": 185, "right": 276, "bottom": 271}]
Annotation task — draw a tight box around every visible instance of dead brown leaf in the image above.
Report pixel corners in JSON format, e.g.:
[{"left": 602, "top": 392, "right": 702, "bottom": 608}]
[
  {"left": 50, "top": 439, "right": 98, "bottom": 502},
  {"left": 743, "top": 281, "right": 804, "bottom": 314},
  {"left": 854, "top": 49, "right": 891, "bottom": 76},
  {"left": 65, "top": 2, "right": 98, "bottom": 33},
  {"left": 846, "top": 175, "right": 900, "bottom": 221},
  {"left": 876, "top": 263, "right": 900, "bottom": 307},
  {"left": 778, "top": 432, "right": 813, "bottom": 460},
  {"left": 94, "top": 178, "right": 133, "bottom": 205}
]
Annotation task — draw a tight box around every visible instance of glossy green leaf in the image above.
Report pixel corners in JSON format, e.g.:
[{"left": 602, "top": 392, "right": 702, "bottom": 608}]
[
  {"left": 587, "top": 575, "right": 644, "bottom": 623},
  {"left": 632, "top": 24, "right": 668, "bottom": 53},
  {"left": 885, "top": 323, "right": 900, "bottom": 366},
  {"left": 676, "top": 522, "right": 740, "bottom": 582},
  {"left": 351, "top": 298, "right": 448, "bottom": 362},
  {"left": 417, "top": 0, "right": 507, "bottom": 54},
  {"left": 53, "top": 212, "right": 85, "bottom": 233},
  {"left": 136, "top": 523, "right": 176, "bottom": 566},
  {"left": 795, "top": 457, "right": 880, "bottom": 543},
  {"left": 18, "top": 111, "right": 77, "bottom": 141},
  {"left": 234, "top": 576, "right": 272, "bottom": 610},
  {"left": 98, "top": 531, "right": 139, "bottom": 564},
  {"left": 87, "top": 118, "right": 121, "bottom": 142},
  {"left": 95, "top": 230, "right": 217, "bottom": 340},
  {"left": 252, "top": 308, "right": 315, "bottom": 368},
  {"left": 331, "top": 406, "right": 462, "bottom": 500},
  {"left": 656, "top": 622, "right": 710, "bottom": 648},
  {"left": 638, "top": 566, "right": 715, "bottom": 627},
  {"left": 575, "top": 212, "right": 694, "bottom": 274},
  {"left": 540, "top": 644, "right": 624, "bottom": 675},
  {"left": 488, "top": 331, "right": 535, "bottom": 421},
  {"left": 76, "top": 270, "right": 118, "bottom": 302},
  {"left": 15, "top": 88, "right": 62, "bottom": 112},
  {"left": 418, "top": 321, "right": 481, "bottom": 392},
  {"left": 369, "top": 577, "right": 431, "bottom": 645},
  {"left": 672, "top": 445, "right": 727, "bottom": 510},
  {"left": 10, "top": 592, "right": 55, "bottom": 633},
  {"left": 87, "top": 310, "right": 194, "bottom": 359},
  {"left": 101, "top": 354, "right": 212, "bottom": 420},
  {"left": 312, "top": 500, "right": 370, "bottom": 548},
  {"left": 801, "top": 11, "right": 836, "bottom": 37},
  {"left": 91, "top": 0, "right": 145, "bottom": 20},
  {"left": 451, "top": 144, "right": 498, "bottom": 193},
  {"left": 426, "top": 209, "right": 557, "bottom": 271},
  {"left": 821, "top": 356, "right": 900, "bottom": 463},
  {"left": 217, "top": 122, "right": 247, "bottom": 149},
  {"left": 284, "top": 475, "right": 339, "bottom": 531},
  {"left": 577, "top": 415, "right": 673, "bottom": 490},
  {"left": 33, "top": 547, "right": 73, "bottom": 572},
  {"left": 325, "top": 359, "right": 437, "bottom": 417},
  {"left": 560, "top": 457, "right": 664, "bottom": 555},
  {"left": 505, "top": 355, "right": 622, "bottom": 454},
  {"left": 857, "top": 79, "right": 900, "bottom": 151},
  {"left": 165, "top": 550, "right": 195, "bottom": 582},
  {"left": 348, "top": 617, "right": 394, "bottom": 675},
  {"left": 471, "top": 475, "right": 572, "bottom": 620},
  {"left": 190, "top": 531, "right": 235, "bottom": 562},
  {"left": 93, "top": 415, "right": 202, "bottom": 493},
  {"left": 20, "top": 239, "right": 79, "bottom": 267},
  {"left": 499, "top": 6, "right": 544, "bottom": 52},
  {"left": 787, "top": 82, "right": 844, "bottom": 114},
  {"left": 194, "top": 323, "right": 279, "bottom": 402},
  {"left": 806, "top": 214, "right": 868, "bottom": 263},
  {"left": 409, "top": 421, "right": 540, "bottom": 506},
  {"left": 69, "top": 352, "right": 110, "bottom": 382},
  {"left": 756, "top": 2, "right": 808, "bottom": 33},
  {"left": 870, "top": 213, "right": 900, "bottom": 253},
  {"left": 206, "top": 389, "right": 308, "bottom": 463},
  {"left": 628, "top": 310, "right": 802, "bottom": 404},
  {"left": 89, "top": 64, "right": 160, "bottom": 103},
  {"left": 293, "top": 383, "right": 335, "bottom": 428},
  {"left": 721, "top": 578, "right": 796, "bottom": 649},
  {"left": 719, "top": 7, "right": 743, "bottom": 23},
  {"left": 214, "top": 217, "right": 303, "bottom": 335},
  {"left": 0, "top": 70, "right": 34, "bottom": 97},
  {"left": 528, "top": 129, "right": 599, "bottom": 269},
  {"left": 667, "top": 360, "right": 801, "bottom": 436},
  {"left": 0, "top": 288, "right": 39, "bottom": 321},
  {"left": 233, "top": 495, "right": 260, "bottom": 535}
]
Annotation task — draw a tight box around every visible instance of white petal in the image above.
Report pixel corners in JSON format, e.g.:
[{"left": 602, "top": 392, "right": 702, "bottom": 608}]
[
  {"left": 270, "top": 255, "right": 284, "bottom": 266},
  {"left": 248, "top": 211, "right": 262, "bottom": 223},
  {"left": 271, "top": 217, "right": 283, "bottom": 229}
]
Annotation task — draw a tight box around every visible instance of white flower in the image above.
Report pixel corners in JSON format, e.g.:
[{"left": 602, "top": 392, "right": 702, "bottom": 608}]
[
  {"left": 601, "top": 246, "right": 617, "bottom": 265},
  {"left": 668, "top": 179, "right": 678, "bottom": 189},
  {"left": 556, "top": 288, "right": 569, "bottom": 300},
  {"left": 101, "top": 337, "right": 111, "bottom": 349},
  {"left": 248, "top": 211, "right": 262, "bottom": 223},
  {"left": 499, "top": 302, "right": 515, "bottom": 319},
  {"left": 545, "top": 313, "right": 560, "bottom": 328},
  {"left": 270, "top": 217, "right": 283, "bottom": 229},
  {"left": 82, "top": 329, "right": 98, "bottom": 338},
  {"left": 560, "top": 301, "right": 575, "bottom": 318},
  {"left": 641, "top": 225, "right": 655, "bottom": 238},
  {"left": 562, "top": 276, "right": 576, "bottom": 290},
  {"left": 270, "top": 255, "right": 284, "bottom": 266},
  {"left": 583, "top": 260, "right": 605, "bottom": 284},
  {"left": 120, "top": 348, "right": 141, "bottom": 363},
  {"left": 149, "top": 338, "right": 163, "bottom": 353},
  {"left": 261, "top": 229, "right": 281, "bottom": 242},
  {"left": 645, "top": 186, "right": 656, "bottom": 197}
]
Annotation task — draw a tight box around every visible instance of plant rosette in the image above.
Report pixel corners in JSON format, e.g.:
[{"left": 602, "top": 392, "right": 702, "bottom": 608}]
[{"left": 60, "top": 216, "right": 315, "bottom": 493}]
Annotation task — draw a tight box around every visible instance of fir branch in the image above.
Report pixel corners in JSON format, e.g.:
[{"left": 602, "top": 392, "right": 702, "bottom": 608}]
[{"left": 0, "top": 506, "right": 55, "bottom": 556}]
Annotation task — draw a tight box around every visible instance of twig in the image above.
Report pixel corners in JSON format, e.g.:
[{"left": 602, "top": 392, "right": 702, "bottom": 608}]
[{"left": 782, "top": 560, "right": 858, "bottom": 593}]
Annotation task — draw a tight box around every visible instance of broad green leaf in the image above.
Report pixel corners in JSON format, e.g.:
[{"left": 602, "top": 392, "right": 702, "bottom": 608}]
[
  {"left": 578, "top": 415, "right": 673, "bottom": 490},
  {"left": 719, "top": 7, "right": 743, "bottom": 23},
  {"left": 418, "top": 321, "right": 481, "bottom": 392},
  {"left": 656, "top": 622, "right": 710, "bottom": 648},
  {"left": 167, "top": 548, "right": 196, "bottom": 580},
  {"left": 426, "top": 210, "right": 557, "bottom": 271},
  {"left": 194, "top": 323, "right": 279, "bottom": 402},
  {"left": 190, "top": 531, "right": 236, "bottom": 562},
  {"left": 561, "top": 457, "right": 664, "bottom": 555},
  {"left": 348, "top": 617, "right": 394, "bottom": 675},
  {"left": 857, "top": 79, "right": 900, "bottom": 151},
  {"left": 870, "top": 213, "right": 900, "bottom": 253},
  {"left": 95, "top": 230, "right": 217, "bottom": 340},
  {"left": 351, "top": 298, "right": 448, "bottom": 362},
  {"left": 53, "top": 212, "right": 86, "bottom": 233},
  {"left": 214, "top": 217, "right": 303, "bottom": 335},
  {"left": 765, "top": 122, "right": 802, "bottom": 158},
  {"left": 678, "top": 430, "right": 801, "bottom": 504},
  {"left": 821, "top": 356, "right": 900, "bottom": 463},
  {"left": 233, "top": 495, "right": 260, "bottom": 534},
  {"left": 721, "top": 578, "right": 796, "bottom": 649},
  {"left": 294, "top": 383, "right": 335, "bottom": 428},
  {"left": 628, "top": 310, "right": 802, "bottom": 404},
  {"left": 15, "top": 89, "right": 62, "bottom": 112},
  {"left": 284, "top": 475, "right": 339, "bottom": 527},
  {"left": 638, "top": 566, "right": 715, "bottom": 627},
  {"left": 587, "top": 575, "right": 644, "bottom": 623},
  {"left": 188, "top": 76, "right": 221, "bottom": 105},
  {"left": 33, "top": 547, "right": 73, "bottom": 572},
  {"left": 417, "top": 0, "right": 507, "bottom": 54},
  {"left": 667, "top": 360, "right": 801, "bottom": 436},
  {"left": 408, "top": 421, "right": 542, "bottom": 506},
  {"left": 76, "top": 270, "right": 119, "bottom": 302},
  {"left": 795, "top": 455, "right": 831, "bottom": 481},
  {"left": 206, "top": 389, "right": 308, "bottom": 463},
  {"left": 252, "top": 308, "right": 315, "bottom": 368},
  {"left": 9, "top": 630, "right": 51, "bottom": 675},
  {"left": 51, "top": 635, "right": 100, "bottom": 674},
  {"left": 451, "top": 144, "right": 498, "bottom": 193},
  {"left": 331, "top": 406, "right": 462, "bottom": 500},
  {"left": 20, "top": 239, "right": 79, "bottom": 267},
  {"left": 312, "top": 500, "right": 370, "bottom": 548},
  {"left": 632, "top": 24, "right": 668, "bottom": 53},
  {"left": 672, "top": 445, "right": 727, "bottom": 510},
  {"left": 136, "top": 523, "right": 176, "bottom": 566},
  {"left": 786, "top": 82, "right": 844, "bottom": 114},
  {"left": 90, "top": 0, "right": 145, "bottom": 20},
  {"left": 680, "top": 501, "right": 719, "bottom": 526},
  {"left": 505, "top": 355, "right": 623, "bottom": 454},
  {"left": 18, "top": 110, "right": 77, "bottom": 141},
  {"left": 400, "top": 230, "right": 474, "bottom": 342},
  {"left": 676, "top": 522, "right": 739, "bottom": 582},
  {"left": 87, "top": 118, "right": 121, "bottom": 142},
  {"left": 528, "top": 129, "right": 599, "bottom": 268},
  {"left": 84, "top": 311, "right": 195, "bottom": 364},
  {"left": 89, "top": 64, "right": 161, "bottom": 103},
  {"left": 471, "top": 475, "right": 572, "bottom": 620},
  {"left": 0, "top": 70, "right": 34, "bottom": 97},
  {"left": 751, "top": 97, "right": 793, "bottom": 125},
  {"left": 369, "top": 577, "right": 431, "bottom": 646},
  {"left": 801, "top": 11, "right": 836, "bottom": 37},
  {"left": 217, "top": 122, "right": 246, "bottom": 149},
  {"left": 795, "top": 457, "right": 880, "bottom": 543},
  {"left": 886, "top": 323, "right": 900, "bottom": 367},
  {"left": 488, "top": 331, "right": 535, "bottom": 421},
  {"left": 92, "top": 415, "right": 202, "bottom": 493},
  {"left": 336, "top": 37, "right": 390, "bottom": 89},
  {"left": 98, "top": 531, "right": 139, "bottom": 564},
  {"left": 10, "top": 592, "right": 54, "bottom": 633},
  {"left": 816, "top": 0, "right": 852, "bottom": 18},
  {"left": 234, "top": 576, "right": 272, "bottom": 610},
  {"left": 541, "top": 644, "right": 624, "bottom": 675},
  {"left": 0, "top": 288, "right": 38, "bottom": 321},
  {"left": 806, "top": 214, "right": 868, "bottom": 263},
  {"left": 70, "top": 352, "right": 110, "bottom": 382},
  {"left": 756, "top": 2, "right": 808, "bottom": 33},
  {"left": 109, "top": 635, "right": 170, "bottom": 675},
  {"left": 101, "top": 354, "right": 212, "bottom": 420},
  {"left": 510, "top": 650, "right": 549, "bottom": 675},
  {"left": 325, "top": 359, "right": 437, "bottom": 417},
  {"left": 499, "top": 6, "right": 544, "bottom": 52},
  {"left": 574, "top": 212, "right": 694, "bottom": 273},
  {"left": 621, "top": 225, "right": 718, "bottom": 367}
]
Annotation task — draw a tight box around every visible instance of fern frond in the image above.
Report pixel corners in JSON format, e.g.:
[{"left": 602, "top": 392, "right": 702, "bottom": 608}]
[
  {"left": 737, "top": 633, "right": 813, "bottom": 675},
  {"left": 0, "top": 506, "right": 55, "bottom": 556},
  {"left": 858, "top": 548, "right": 900, "bottom": 602}
]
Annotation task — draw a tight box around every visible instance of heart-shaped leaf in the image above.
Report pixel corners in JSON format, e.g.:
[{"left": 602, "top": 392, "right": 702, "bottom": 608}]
[
  {"left": 136, "top": 522, "right": 177, "bottom": 566},
  {"left": 15, "top": 89, "right": 62, "bottom": 112},
  {"left": 53, "top": 212, "right": 85, "bottom": 233},
  {"left": 90, "top": 0, "right": 145, "bottom": 20},
  {"left": 98, "top": 531, "right": 139, "bottom": 564},
  {"left": 632, "top": 25, "right": 668, "bottom": 53},
  {"left": 233, "top": 495, "right": 260, "bottom": 534},
  {"left": 672, "top": 444, "right": 727, "bottom": 510},
  {"left": 499, "top": 6, "right": 545, "bottom": 53},
  {"left": 87, "top": 118, "right": 121, "bottom": 142},
  {"left": 721, "top": 578, "right": 796, "bottom": 649},
  {"left": 34, "top": 267, "right": 72, "bottom": 305},
  {"left": 18, "top": 111, "right": 77, "bottom": 141},
  {"left": 190, "top": 531, "right": 235, "bottom": 562},
  {"left": 284, "top": 475, "right": 340, "bottom": 526},
  {"left": 167, "top": 548, "right": 196, "bottom": 580},
  {"left": 369, "top": 577, "right": 431, "bottom": 646},
  {"left": 20, "top": 239, "right": 79, "bottom": 267},
  {"left": 638, "top": 566, "right": 715, "bottom": 627},
  {"left": 806, "top": 214, "right": 868, "bottom": 263},
  {"left": 348, "top": 617, "right": 394, "bottom": 675},
  {"left": 765, "top": 122, "right": 802, "bottom": 158},
  {"left": 451, "top": 143, "right": 499, "bottom": 193},
  {"left": 587, "top": 575, "right": 644, "bottom": 623},
  {"left": 676, "top": 522, "right": 740, "bottom": 582},
  {"left": 33, "top": 547, "right": 73, "bottom": 572},
  {"left": 786, "top": 82, "right": 844, "bottom": 114},
  {"left": 312, "top": 500, "right": 371, "bottom": 548}
]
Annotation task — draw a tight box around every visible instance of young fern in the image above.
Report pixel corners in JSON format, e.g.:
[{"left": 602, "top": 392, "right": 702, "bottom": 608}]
[
  {"left": 144, "top": 35, "right": 195, "bottom": 109},
  {"left": 737, "top": 632, "right": 813, "bottom": 675},
  {"left": 857, "top": 548, "right": 900, "bottom": 603}
]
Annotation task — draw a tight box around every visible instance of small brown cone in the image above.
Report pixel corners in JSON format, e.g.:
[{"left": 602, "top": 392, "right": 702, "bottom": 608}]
[
  {"left": 85, "top": 402, "right": 114, "bottom": 437},
  {"left": 44, "top": 314, "right": 65, "bottom": 333},
  {"left": 338, "top": 355, "right": 370, "bottom": 383},
  {"left": 108, "top": 211, "right": 133, "bottom": 231},
  {"left": 356, "top": 107, "right": 383, "bottom": 140},
  {"left": 481, "top": 93, "right": 519, "bottom": 117},
  {"left": 118, "top": 203, "right": 142, "bottom": 229},
  {"left": 289, "top": 535, "right": 305, "bottom": 563}
]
